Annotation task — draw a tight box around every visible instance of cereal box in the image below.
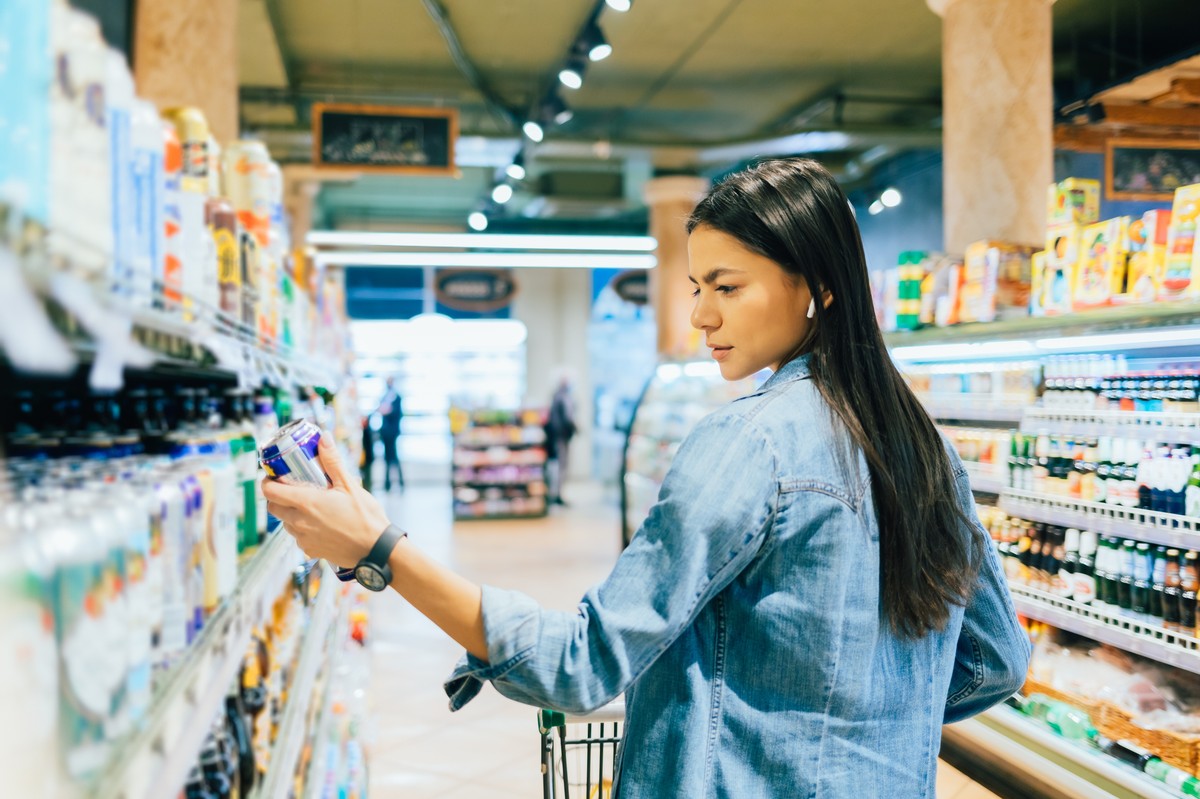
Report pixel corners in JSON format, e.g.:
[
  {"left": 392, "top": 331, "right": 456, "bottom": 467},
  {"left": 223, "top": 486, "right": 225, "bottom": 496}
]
[
  {"left": 1073, "top": 217, "right": 1130, "bottom": 310},
  {"left": 1047, "top": 178, "right": 1101, "bottom": 227}
]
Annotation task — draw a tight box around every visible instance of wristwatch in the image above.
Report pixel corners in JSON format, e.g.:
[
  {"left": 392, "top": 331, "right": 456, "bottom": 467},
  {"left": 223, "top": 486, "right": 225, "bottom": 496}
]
[{"left": 353, "top": 523, "right": 406, "bottom": 591}]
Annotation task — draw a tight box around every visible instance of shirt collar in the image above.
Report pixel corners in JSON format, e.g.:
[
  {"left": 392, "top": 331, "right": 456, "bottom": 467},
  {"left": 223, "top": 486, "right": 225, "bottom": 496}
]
[{"left": 760, "top": 353, "right": 812, "bottom": 391}]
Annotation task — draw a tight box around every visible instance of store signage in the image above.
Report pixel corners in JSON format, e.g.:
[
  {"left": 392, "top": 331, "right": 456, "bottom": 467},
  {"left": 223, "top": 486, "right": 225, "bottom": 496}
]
[
  {"left": 311, "top": 102, "right": 458, "bottom": 176},
  {"left": 612, "top": 270, "right": 649, "bottom": 305},
  {"left": 435, "top": 269, "right": 518, "bottom": 312}
]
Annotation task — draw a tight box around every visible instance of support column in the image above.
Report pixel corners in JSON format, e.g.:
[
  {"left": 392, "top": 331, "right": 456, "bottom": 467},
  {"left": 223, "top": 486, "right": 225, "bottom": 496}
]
[
  {"left": 928, "top": 0, "right": 1055, "bottom": 253},
  {"left": 133, "top": 0, "right": 239, "bottom": 143},
  {"left": 643, "top": 176, "right": 710, "bottom": 357}
]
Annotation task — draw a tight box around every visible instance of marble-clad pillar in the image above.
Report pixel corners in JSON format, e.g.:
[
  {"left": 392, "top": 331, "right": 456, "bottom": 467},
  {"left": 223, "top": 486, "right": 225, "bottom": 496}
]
[
  {"left": 928, "top": 0, "right": 1056, "bottom": 253},
  {"left": 643, "top": 176, "right": 711, "bottom": 357}
]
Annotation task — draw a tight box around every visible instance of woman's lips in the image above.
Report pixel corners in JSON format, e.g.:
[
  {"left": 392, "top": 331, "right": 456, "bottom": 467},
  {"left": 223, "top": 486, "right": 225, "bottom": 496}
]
[{"left": 711, "top": 346, "right": 732, "bottom": 362}]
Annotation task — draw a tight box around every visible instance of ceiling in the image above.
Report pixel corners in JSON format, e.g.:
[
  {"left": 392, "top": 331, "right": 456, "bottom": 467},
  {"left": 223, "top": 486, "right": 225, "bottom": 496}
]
[{"left": 236, "top": 0, "right": 1200, "bottom": 231}]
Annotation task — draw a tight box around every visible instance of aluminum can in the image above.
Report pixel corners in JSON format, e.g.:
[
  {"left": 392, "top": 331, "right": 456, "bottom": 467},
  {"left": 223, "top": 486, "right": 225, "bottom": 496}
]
[
  {"left": 161, "top": 107, "right": 210, "bottom": 194},
  {"left": 259, "top": 419, "right": 329, "bottom": 488},
  {"left": 207, "top": 196, "right": 240, "bottom": 317},
  {"left": 222, "top": 139, "right": 272, "bottom": 246}
]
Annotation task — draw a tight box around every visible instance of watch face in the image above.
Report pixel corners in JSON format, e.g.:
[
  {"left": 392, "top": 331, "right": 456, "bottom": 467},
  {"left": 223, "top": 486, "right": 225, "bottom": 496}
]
[{"left": 355, "top": 563, "right": 388, "bottom": 592}]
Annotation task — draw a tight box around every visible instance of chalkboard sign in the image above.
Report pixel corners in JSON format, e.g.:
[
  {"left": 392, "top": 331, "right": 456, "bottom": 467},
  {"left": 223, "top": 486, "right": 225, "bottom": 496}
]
[{"left": 312, "top": 102, "right": 458, "bottom": 175}]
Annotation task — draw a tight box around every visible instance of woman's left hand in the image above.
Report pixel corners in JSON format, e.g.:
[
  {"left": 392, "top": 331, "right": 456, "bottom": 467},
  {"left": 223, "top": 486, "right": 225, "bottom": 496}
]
[{"left": 262, "top": 434, "right": 391, "bottom": 569}]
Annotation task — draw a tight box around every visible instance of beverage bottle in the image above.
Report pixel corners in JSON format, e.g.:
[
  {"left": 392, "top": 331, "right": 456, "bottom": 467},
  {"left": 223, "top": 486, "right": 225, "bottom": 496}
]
[
  {"left": 1181, "top": 551, "right": 1199, "bottom": 635},
  {"left": 1098, "top": 736, "right": 1155, "bottom": 771},
  {"left": 1164, "top": 549, "right": 1183, "bottom": 631},
  {"left": 1095, "top": 436, "right": 1112, "bottom": 504},
  {"left": 1151, "top": 545, "right": 1168, "bottom": 623},
  {"left": 1132, "top": 542, "right": 1152, "bottom": 619},
  {"left": 1072, "top": 530, "right": 1098, "bottom": 606},
  {"left": 1117, "top": 539, "right": 1136, "bottom": 613},
  {"left": 1060, "top": 527, "right": 1079, "bottom": 600},
  {"left": 1187, "top": 444, "right": 1200, "bottom": 519},
  {"left": 1033, "top": 432, "right": 1050, "bottom": 494},
  {"left": 1098, "top": 538, "right": 1119, "bottom": 609},
  {"left": 1045, "top": 701, "right": 1098, "bottom": 741},
  {"left": 1144, "top": 755, "right": 1200, "bottom": 795},
  {"left": 1028, "top": 523, "right": 1046, "bottom": 588}
]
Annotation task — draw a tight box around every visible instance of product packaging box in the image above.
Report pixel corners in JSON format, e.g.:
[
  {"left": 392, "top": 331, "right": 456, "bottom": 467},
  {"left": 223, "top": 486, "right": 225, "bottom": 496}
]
[
  {"left": 1043, "top": 224, "right": 1082, "bottom": 314},
  {"left": 1029, "top": 251, "right": 1048, "bottom": 317},
  {"left": 1073, "top": 217, "right": 1130, "bottom": 311},
  {"left": 1162, "top": 183, "right": 1200, "bottom": 300},
  {"left": 894, "top": 251, "right": 927, "bottom": 331},
  {"left": 1047, "top": 178, "right": 1101, "bottom": 227},
  {"left": 1120, "top": 209, "right": 1171, "bottom": 304},
  {"left": 959, "top": 240, "right": 1036, "bottom": 324}
]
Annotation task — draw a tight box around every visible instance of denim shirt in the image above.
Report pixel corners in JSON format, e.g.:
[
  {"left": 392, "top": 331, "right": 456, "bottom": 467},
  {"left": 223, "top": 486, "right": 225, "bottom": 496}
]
[{"left": 445, "top": 355, "right": 1031, "bottom": 798}]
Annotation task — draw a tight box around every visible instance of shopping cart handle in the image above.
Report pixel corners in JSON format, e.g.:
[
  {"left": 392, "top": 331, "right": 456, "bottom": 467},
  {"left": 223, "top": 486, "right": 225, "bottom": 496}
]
[{"left": 539, "top": 708, "right": 567, "bottom": 734}]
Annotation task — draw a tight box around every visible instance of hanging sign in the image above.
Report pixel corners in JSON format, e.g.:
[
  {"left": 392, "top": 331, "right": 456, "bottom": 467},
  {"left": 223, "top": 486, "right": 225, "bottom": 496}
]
[
  {"left": 312, "top": 102, "right": 458, "bottom": 176},
  {"left": 435, "top": 269, "right": 518, "bottom": 312},
  {"left": 612, "top": 270, "right": 649, "bottom": 305}
]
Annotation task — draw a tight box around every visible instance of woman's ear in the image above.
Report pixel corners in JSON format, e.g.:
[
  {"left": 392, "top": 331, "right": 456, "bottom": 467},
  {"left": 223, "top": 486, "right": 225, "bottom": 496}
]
[{"left": 821, "top": 289, "right": 834, "bottom": 310}]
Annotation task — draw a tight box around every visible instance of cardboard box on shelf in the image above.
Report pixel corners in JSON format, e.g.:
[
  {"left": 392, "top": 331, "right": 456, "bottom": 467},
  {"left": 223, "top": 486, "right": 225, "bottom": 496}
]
[
  {"left": 959, "top": 240, "right": 1036, "bottom": 324},
  {"left": 1120, "top": 209, "right": 1170, "bottom": 304},
  {"left": 1029, "top": 250, "right": 1049, "bottom": 317},
  {"left": 1073, "top": 217, "right": 1130, "bottom": 310},
  {"left": 1162, "top": 183, "right": 1200, "bottom": 300},
  {"left": 1043, "top": 224, "right": 1083, "bottom": 315},
  {"left": 1047, "top": 178, "right": 1101, "bottom": 227}
]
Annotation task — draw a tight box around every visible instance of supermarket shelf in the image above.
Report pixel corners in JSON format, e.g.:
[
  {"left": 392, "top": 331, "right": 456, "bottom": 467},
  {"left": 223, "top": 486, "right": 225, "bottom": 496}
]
[
  {"left": 453, "top": 511, "right": 549, "bottom": 521},
  {"left": 944, "top": 705, "right": 1178, "bottom": 799},
  {"left": 963, "top": 462, "right": 1007, "bottom": 495},
  {"left": 885, "top": 301, "right": 1200, "bottom": 349},
  {"left": 919, "top": 396, "right": 1026, "bottom": 424},
  {"left": 1000, "top": 488, "right": 1200, "bottom": 551},
  {"left": 1021, "top": 408, "right": 1200, "bottom": 442},
  {"left": 1009, "top": 584, "right": 1200, "bottom": 676},
  {"left": 454, "top": 479, "right": 547, "bottom": 489},
  {"left": 90, "top": 532, "right": 301, "bottom": 799},
  {"left": 252, "top": 568, "right": 338, "bottom": 799},
  {"left": 453, "top": 441, "right": 546, "bottom": 451}
]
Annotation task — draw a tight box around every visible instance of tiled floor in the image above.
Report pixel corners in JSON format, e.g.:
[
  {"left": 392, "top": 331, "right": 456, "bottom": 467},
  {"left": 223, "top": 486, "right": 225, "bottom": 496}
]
[{"left": 364, "top": 479, "right": 1003, "bottom": 798}]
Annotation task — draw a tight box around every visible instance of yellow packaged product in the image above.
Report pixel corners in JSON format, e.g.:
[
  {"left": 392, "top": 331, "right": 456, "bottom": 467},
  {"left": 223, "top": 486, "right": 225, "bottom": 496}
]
[
  {"left": 1044, "top": 224, "right": 1082, "bottom": 314},
  {"left": 1073, "top": 217, "right": 1130, "bottom": 310},
  {"left": 959, "top": 240, "right": 1035, "bottom": 324},
  {"left": 1047, "top": 178, "right": 1100, "bottom": 227},
  {"left": 1162, "top": 183, "right": 1200, "bottom": 300},
  {"left": 1120, "top": 209, "right": 1170, "bottom": 304},
  {"left": 1029, "top": 251, "right": 1048, "bottom": 317}
]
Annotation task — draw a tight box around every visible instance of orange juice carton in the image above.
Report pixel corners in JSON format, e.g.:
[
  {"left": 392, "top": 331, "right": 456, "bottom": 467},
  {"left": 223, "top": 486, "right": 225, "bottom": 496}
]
[
  {"left": 1162, "top": 184, "right": 1200, "bottom": 300},
  {"left": 1120, "top": 209, "right": 1170, "bottom": 304},
  {"left": 1044, "top": 224, "right": 1082, "bottom": 315},
  {"left": 959, "top": 240, "right": 1036, "bottom": 324},
  {"left": 1073, "top": 217, "right": 1130, "bottom": 310},
  {"left": 1047, "top": 178, "right": 1101, "bottom": 227}
]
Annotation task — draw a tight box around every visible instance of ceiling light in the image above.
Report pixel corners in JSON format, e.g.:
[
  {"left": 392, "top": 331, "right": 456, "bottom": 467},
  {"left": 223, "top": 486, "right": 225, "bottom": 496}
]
[
  {"left": 542, "top": 93, "right": 574, "bottom": 126},
  {"left": 522, "top": 120, "right": 544, "bottom": 142},
  {"left": 506, "top": 150, "right": 526, "bottom": 181},
  {"left": 307, "top": 232, "right": 658, "bottom": 251},
  {"left": 315, "top": 252, "right": 658, "bottom": 270},
  {"left": 559, "top": 54, "right": 587, "bottom": 90},
  {"left": 881, "top": 188, "right": 903, "bottom": 208},
  {"left": 467, "top": 212, "right": 488, "bottom": 232},
  {"left": 583, "top": 22, "right": 611, "bottom": 61},
  {"left": 605, "top": 0, "right": 632, "bottom": 11},
  {"left": 491, "top": 183, "right": 514, "bottom": 204},
  {"left": 868, "top": 200, "right": 884, "bottom": 215}
]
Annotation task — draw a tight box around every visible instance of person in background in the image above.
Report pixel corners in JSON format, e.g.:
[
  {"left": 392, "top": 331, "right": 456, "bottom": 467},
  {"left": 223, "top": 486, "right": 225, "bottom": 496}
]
[
  {"left": 544, "top": 374, "right": 577, "bottom": 506},
  {"left": 264, "top": 158, "right": 1029, "bottom": 798},
  {"left": 376, "top": 377, "right": 404, "bottom": 492},
  {"left": 360, "top": 416, "right": 375, "bottom": 493}
]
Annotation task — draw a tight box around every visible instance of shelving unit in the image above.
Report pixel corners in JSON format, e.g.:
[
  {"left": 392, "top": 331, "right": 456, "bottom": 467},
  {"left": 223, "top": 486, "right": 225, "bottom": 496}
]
[
  {"left": 1000, "top": 487, "right": 1200, "bottom": 550},
  {"left": 963, "top": 461, "right": 1008, "bottom": 495},
  {"left": 452, "top": 410, "right": 548, "bottom": 521},
  {"left": 252, "top": 570, "right": 338, "bottom": 799},
  {"left": 90, "top": 533, "right": 302, "bottom": 799},
  {"left": 1010, "top": 584, "right": 1200, "bottom": 676},
  {"left": 1022, "top": 408, "right": 1200, "bottom": 442},
  {"left": 919, "top": 395, "right": 1027, "bottom": 424},
  {"left": 944, "top": 705, "right": 1179, "bottom": 799}
]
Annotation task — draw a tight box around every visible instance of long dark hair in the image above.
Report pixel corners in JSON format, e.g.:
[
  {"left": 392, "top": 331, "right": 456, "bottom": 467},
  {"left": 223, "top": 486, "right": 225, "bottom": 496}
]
[{"left": 687, "top": 158, "right": 981, "bottom": 638}]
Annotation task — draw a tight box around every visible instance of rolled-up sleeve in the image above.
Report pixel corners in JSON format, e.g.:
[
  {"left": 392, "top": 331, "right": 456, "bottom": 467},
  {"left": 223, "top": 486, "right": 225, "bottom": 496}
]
[{"left": 444, "top": 412, "right": 779, "bottom": 714}]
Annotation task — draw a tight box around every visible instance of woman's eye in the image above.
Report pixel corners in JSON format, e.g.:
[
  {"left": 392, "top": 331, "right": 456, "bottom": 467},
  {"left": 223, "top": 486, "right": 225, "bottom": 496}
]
[
  {"left": 690, "top": 287, "right": 700, "bottom": 298},
  {"left": 716, "top": 285, "right": 737, "bottom": 295}
]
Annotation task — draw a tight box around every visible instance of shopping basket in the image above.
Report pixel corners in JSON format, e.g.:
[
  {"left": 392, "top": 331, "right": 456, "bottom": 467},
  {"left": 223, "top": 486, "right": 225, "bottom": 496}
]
[{"left": 538, "top": 698, "right": 625, "bottom": 799}]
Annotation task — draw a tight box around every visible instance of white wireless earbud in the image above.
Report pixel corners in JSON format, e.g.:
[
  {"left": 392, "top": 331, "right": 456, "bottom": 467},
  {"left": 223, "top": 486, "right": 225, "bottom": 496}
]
[{"left": 806, "top": 299, "right": 816, "bottom": 319}]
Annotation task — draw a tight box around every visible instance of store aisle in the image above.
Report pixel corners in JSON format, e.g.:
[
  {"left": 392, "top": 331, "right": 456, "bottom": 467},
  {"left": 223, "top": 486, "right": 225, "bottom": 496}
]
[{"left": 364, "top": 481, "right": 1004, "bottom": 799}]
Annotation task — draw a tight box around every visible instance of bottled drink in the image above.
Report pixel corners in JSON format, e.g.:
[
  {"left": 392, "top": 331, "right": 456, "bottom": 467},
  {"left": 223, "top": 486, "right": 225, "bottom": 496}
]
[
  {"left": 1060, "top": 528, "right": 1080, "bottom": 600},
  {"left": 1180, "top": 551, "right": 1198, "bottom": 634},
  {"left": 1164, "top": 549, "right": 1183, "bottom": 631},
  {"left": 1118, "top": 540, "right": 1136, "bottom": 613},
  {"left": 1072, "top": 530, "right": 1098, "bottom": 605},
  {"left": 1132, "top": 542, "right": 1152, "bottom": 618},
  {"left": 1187, "top": 445, "right": 1200, "bottom": 519},
  {"left": 1151, "top": 546, "right": 1167, "bottom": 622}
]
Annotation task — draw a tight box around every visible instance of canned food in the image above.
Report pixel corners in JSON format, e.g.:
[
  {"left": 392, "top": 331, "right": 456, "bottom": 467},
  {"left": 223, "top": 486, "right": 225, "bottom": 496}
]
[{"left": 259, "top": 419, "right": 328, "bottom": 488}]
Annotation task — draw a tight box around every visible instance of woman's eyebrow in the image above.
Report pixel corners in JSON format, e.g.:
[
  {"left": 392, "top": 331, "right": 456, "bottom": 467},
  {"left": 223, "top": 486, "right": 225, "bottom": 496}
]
[{"left": 688, "top": 267, "right": 745, "bottom": 284}]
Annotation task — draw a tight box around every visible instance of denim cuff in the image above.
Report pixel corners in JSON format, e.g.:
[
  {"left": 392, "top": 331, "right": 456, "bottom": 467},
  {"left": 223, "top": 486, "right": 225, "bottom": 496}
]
[{"left": 443, "top": 585, "right": 541, "bottom": 711}]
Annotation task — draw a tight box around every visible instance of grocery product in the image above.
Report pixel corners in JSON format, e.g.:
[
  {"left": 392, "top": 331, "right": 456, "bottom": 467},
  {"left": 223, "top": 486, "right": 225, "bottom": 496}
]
[
  {"left": 1043, "top": 224, "right": 1082, "bottom": 315},
  {"left": 1047, "top": 177, "right": 1100, "bottom": 227},
  {"left": 1122, "top": 209, "right": 1171, "bottom": 304},
  {"left": 960, "top": 240, "right": 1036, "bottom": 323},
  {"left": 1162, "top": 183, "right": 1200, "bottom": 300},
  {"left": 1073, "top": 217, "right": 1130, "bottom": 310}
]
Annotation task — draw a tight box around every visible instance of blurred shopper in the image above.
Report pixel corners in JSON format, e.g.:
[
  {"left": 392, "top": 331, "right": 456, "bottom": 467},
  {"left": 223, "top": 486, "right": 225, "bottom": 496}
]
[
  {"left": 376, "top": 377, "right": 404, "bottom": 492},
  {"left": 544, "top": 374, "right": 577, "bottom": 506},
  {"left": 265, "top": 159, "right": 1029, "bottom": 798}
]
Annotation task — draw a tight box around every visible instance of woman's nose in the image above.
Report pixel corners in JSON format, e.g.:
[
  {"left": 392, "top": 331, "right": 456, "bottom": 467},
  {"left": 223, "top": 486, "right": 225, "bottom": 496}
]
[{"left": 690, "top": 294, "right": 717, "bottom": 330}]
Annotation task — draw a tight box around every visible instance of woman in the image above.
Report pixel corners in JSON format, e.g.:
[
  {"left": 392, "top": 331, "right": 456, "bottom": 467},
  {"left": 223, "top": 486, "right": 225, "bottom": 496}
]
[{"left": 263, "top": 158, "right": 1030, "bottom": 797}]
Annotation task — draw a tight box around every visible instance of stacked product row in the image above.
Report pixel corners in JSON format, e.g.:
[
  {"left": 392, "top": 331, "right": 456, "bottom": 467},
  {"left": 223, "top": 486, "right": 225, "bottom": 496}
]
[
  {"left": 450, "top": 409, "right": 548, "bottom": 520},
  {"left": 0, "top": 1, "right": 348, "bottom": 361}
]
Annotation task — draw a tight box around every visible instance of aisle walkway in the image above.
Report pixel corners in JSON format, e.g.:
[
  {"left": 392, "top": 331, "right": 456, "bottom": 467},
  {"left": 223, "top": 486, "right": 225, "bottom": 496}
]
[{"left": 365, "top": 481, "right": 1003, "bottom": 798}]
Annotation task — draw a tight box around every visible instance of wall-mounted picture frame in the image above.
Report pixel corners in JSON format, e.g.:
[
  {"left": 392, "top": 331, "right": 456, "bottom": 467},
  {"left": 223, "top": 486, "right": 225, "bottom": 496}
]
[
  {"left": 1105, "top": 137, "right": 1200, "bottom": 202},
  {"left": 312, "top": 102, "right": 459, "bottom": 176}
]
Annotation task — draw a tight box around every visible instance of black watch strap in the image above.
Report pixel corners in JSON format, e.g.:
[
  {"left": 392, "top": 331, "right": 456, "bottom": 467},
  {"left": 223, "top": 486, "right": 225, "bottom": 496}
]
[{"left": 364, "top": 523, "right": 406, "bottom": 568}]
